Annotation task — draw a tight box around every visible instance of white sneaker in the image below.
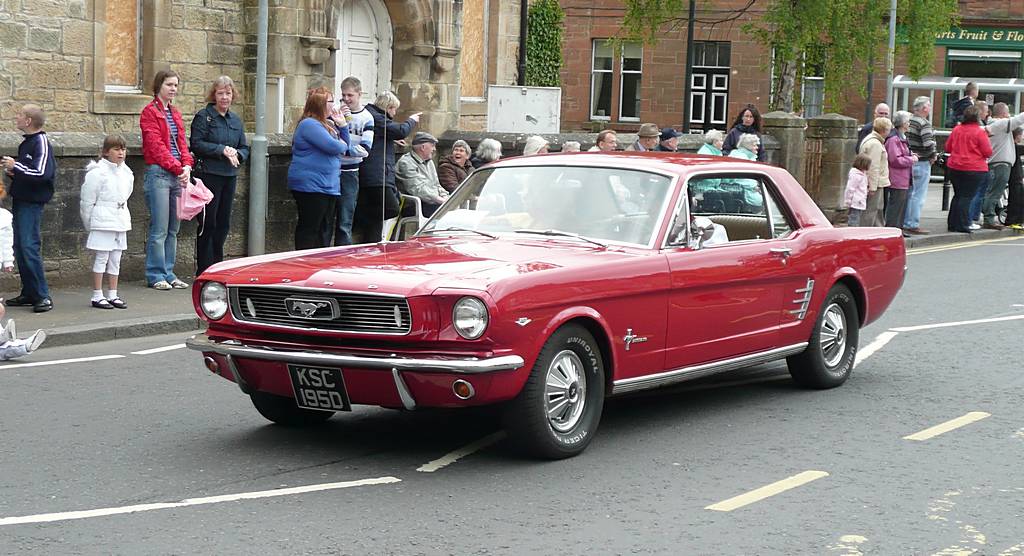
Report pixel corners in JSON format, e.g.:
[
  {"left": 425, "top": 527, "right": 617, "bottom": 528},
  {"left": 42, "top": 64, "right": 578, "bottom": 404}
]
[
  {"left": 969, "top": 223, "right": 981, "bottom": 230},
  {"left": 26, "top": 329, "right": 46, "bottom": 353}
]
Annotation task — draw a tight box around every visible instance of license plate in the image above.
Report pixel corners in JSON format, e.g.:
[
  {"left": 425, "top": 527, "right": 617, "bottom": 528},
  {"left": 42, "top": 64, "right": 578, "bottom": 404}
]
[{"left": 287, "top": 364, "right": 352, "bottom": 412}]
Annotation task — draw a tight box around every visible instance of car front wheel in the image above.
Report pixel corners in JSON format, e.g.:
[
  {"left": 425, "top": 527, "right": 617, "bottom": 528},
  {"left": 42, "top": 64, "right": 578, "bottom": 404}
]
[
  {"left": 787, "top": 284, "right": 859, "bottom": 389},
  {"left": 503, "top": 324, "right": 606, "bottom": 459},
  {"left": 250, "top": 391, "right": 335, "bottom": 426}
]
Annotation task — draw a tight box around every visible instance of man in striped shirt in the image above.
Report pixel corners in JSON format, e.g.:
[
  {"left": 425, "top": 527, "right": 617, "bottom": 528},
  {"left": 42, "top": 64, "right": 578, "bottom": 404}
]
[
  {"left": 903, "top": 96, "right": 935, "bottom": 235},
  {"left": 1, "top": 104, "right": 56, "bottom": 312}
]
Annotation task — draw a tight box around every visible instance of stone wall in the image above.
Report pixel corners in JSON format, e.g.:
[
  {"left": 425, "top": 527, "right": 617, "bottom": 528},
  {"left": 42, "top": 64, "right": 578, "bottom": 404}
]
[
  {"left": 0, "top": 0, "right": 247, "bottom": 133},
  {"left": 0, "top": 131, "right": 296, "bottom": 291}
]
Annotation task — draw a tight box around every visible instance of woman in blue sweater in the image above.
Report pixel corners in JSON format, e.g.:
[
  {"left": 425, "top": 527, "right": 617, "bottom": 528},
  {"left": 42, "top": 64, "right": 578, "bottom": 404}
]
[{"left": 288, "top": 87, "right": 350, "bottom": 250}]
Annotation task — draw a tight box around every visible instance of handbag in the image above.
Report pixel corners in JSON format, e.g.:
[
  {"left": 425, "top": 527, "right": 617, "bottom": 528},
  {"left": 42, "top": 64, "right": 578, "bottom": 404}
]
[{"left": 177, "top": 176, "right": 214, "bottom": 221}]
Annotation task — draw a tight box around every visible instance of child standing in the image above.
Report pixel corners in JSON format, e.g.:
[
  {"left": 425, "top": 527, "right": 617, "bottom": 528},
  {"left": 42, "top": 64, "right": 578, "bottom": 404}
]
[
  {"left": 844, "top": 153, "right": 872, "bottom": 226},
  {"left": 80, "top": 135, "right": 133, "bottom": 309}
]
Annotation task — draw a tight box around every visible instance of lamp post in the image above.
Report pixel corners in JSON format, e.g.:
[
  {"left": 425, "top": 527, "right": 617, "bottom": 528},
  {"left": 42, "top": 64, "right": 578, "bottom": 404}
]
[
  {"left": 248, "top": 0, "right": 269, "bottom": 255},
  {"left": 885, "top": 0, "right": 897, "bottom": 107}
]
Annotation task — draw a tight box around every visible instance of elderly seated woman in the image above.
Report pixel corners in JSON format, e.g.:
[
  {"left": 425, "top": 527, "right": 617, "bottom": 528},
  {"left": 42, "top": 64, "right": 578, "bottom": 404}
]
[{"left": 698, "top": 129, "right": 726, "bottom": 156}]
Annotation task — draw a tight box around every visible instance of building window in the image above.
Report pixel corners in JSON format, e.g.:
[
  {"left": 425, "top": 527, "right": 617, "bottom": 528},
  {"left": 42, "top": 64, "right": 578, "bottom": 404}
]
[
  {"left": 590, "top": 40, "right": 643, "bottom": 121},
  {"left": 942, "top": 49, "right": 1022, "bottom": 126},
  {"left": 104, "top": 0, "right": 141, "bottom": 92},
  {"left": 688, "top": 41, "right": 730, "bottom": 131},
  {"left": 619, "top": 42, "right": 642, "bottom": 121},
  {"left": 460, "top": 0, "right": 487, "bottom": 99},
  {"left": 801, "top": 77, "right": 824, "bottom": 118},
  {"left": 591, "top": 40, "right": 614, "bottom": 120}
]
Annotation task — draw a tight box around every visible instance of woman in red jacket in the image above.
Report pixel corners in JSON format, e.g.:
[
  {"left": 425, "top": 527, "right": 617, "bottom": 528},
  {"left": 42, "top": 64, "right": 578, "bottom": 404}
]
[
  {"left": 945, "top": 105, "right": 993, "bottom": 233},
  {"left": 140, "top": 70, "right": 194, "bottom": 289}
]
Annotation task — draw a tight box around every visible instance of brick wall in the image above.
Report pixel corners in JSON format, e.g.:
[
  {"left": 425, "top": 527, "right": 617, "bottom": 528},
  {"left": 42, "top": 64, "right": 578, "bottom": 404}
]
[{"left": 559, "top": 0, "right": 1024, "bottom": 131}]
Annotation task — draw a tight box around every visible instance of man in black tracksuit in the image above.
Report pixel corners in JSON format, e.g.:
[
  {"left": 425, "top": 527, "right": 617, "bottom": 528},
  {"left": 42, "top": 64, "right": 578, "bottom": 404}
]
[{"left": 1, "top": 104, "right": 56, "bottom": 313}]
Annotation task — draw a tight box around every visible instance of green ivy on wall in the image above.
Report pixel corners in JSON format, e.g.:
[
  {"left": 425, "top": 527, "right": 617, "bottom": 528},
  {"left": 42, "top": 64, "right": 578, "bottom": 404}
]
[{"left": 525, "top": 0, "right": 564, "bottom": 87}]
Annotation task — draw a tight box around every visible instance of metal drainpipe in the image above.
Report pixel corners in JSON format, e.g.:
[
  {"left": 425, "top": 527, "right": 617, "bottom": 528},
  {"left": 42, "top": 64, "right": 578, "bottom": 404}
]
[
  {"left": 682, "top": 0, "right": 696, "bottom": 132},
  {"left": 517, "top": 0, "right": 528, "bottom": 86},
  {"left": 248, "top": 0, "right": 269, "bottom": 255}
]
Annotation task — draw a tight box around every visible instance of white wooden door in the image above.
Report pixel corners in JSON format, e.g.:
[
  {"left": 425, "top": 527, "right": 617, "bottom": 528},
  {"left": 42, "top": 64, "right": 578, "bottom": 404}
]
[{"left": 337, "top": 1, "right": 379, "bottom": 101}]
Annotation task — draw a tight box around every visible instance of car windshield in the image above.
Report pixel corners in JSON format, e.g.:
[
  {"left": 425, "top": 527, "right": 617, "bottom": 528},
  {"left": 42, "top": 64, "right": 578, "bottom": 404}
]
[{"left": 417, "top": 165, "right": 674, "bottom": 247}]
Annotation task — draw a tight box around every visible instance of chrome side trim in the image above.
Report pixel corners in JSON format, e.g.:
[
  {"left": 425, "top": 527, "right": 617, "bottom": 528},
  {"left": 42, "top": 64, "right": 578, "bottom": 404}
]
[
  {"left": 788, "top": 278, "right": 815, "bottom": 320},
  {"left": 611, "top": 343, "right": 808, "bottom": 395},
  {"left": 187, "top": 333, "right": 525, "bottom": 374},
  {"left": 392, "top": 369, "right": 417, "bottom": 410}
]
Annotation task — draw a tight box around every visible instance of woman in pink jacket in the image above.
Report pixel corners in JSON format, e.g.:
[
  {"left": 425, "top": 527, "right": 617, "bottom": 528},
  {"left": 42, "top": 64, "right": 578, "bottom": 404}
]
[{"left": 884, "top": 111, "right": 918, "bottom": 230}]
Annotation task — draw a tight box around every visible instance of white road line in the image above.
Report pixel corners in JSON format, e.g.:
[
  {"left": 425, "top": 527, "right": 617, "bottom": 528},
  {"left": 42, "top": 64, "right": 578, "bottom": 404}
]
[
  {"left": 853, "top": 331, "right": 898, "bottom": 368},
  {"left": 908, "top": 236, "right": 1022, "bottom": 255},
  {"left": 890, "top": 314, "right": 1024, "bottom": 333},
  {"left": 904, "top": 412, "right": 991, "bottom": 441},
  {"left": 131, "top": 343, "right": 186, "bottom": 355},
  {"left": 0, "top": 476, "right": 401, "bottom": 526},
  {"left": 0, "top": 354, "right": 125, "bottom": 370},
  {"left": 706, "top": 470, "right": 829, "bottom": 512},
  {"left": 417, "top": 431, "right": 506, "bottom": 473}
]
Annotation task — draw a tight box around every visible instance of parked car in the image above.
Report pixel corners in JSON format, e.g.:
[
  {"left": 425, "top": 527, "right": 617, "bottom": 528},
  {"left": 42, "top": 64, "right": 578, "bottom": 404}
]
[{"left": 187, "top": 152, "right": 906, "bottom": 459}]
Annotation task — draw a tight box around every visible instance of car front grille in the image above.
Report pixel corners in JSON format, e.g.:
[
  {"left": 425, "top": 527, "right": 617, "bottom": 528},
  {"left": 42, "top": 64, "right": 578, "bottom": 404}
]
[{"left": 229, "top": 286, "right": 412, "bottom": 335}]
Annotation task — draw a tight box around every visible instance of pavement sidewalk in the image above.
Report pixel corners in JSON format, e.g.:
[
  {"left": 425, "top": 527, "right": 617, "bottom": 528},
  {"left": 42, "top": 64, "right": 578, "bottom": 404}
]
[{"left": 2, "top": 180, "right": 1019, "bottom": 349}]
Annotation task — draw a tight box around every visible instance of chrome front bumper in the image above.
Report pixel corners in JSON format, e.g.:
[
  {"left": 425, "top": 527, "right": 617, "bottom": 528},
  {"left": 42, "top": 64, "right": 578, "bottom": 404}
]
[{"left": 186, "top": 333, "right": 525, "bottom": 374}]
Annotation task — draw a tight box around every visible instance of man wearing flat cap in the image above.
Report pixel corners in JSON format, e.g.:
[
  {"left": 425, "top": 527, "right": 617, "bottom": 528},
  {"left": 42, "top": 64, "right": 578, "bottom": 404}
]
[
  {"left": 396, "top": 132, "right": 449, "bottom": 216},
  {"left": 656, "top": 127, "right": 682, "bottom": 152},
  {"left": 625, "top": 123, "right": 661, "bottom": 152}
]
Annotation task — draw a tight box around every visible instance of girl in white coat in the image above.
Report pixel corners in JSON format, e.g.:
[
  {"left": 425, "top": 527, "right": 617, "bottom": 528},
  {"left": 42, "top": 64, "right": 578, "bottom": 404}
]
[{"left": 80, "top": 135, "right": 133, "bottom": 309}]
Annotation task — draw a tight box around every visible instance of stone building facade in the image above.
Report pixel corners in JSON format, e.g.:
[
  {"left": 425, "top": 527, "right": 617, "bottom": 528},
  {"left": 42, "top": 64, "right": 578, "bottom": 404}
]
[{"left": 0, "top": 0, "right": 522, "bottom": 288}]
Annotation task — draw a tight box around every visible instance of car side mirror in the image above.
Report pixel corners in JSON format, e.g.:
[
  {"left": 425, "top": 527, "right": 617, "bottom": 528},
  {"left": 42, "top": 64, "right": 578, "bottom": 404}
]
[{"left": 689, "top": 216, "right": 716, "bottom": 249}]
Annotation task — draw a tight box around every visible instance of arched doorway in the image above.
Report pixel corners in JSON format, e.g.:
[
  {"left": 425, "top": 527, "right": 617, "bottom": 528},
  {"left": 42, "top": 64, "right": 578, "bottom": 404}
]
[{"left": 335, "top": 0, "right": 393, "bottom": 102}]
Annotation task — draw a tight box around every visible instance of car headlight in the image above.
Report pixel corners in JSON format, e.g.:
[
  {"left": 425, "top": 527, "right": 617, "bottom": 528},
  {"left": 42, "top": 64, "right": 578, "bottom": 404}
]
[
  {"left": 452, "top": 296, "right": 488, "bottom": 340},
  {"left": 200, "top": 282, "right": 229, "bottom": 320}
]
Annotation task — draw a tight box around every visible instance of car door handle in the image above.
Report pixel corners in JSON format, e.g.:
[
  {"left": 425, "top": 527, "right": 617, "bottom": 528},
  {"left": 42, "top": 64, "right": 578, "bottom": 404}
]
[{"left": 769, "top": 247, "right": 792, "bottom": 256}]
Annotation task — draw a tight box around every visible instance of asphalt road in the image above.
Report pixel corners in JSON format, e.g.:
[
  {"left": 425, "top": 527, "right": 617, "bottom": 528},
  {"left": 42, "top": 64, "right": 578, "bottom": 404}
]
[{"left": 1, "top": 236, "right": 1023, "bottom": 555}]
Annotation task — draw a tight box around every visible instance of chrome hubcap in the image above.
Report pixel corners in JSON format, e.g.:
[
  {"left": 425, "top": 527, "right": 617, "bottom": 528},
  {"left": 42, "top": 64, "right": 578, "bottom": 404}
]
[
  {"left": 819, "top": 303, "right": 848, "bottom": 368},
  {"left": 545, "top": 350, "right": 587, "bottom": 433}
]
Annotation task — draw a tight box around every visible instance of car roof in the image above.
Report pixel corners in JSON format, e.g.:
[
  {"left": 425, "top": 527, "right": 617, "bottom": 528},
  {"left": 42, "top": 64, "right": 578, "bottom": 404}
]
[{"left": 486, "top": 151, "right": 773, "bottom": 176}]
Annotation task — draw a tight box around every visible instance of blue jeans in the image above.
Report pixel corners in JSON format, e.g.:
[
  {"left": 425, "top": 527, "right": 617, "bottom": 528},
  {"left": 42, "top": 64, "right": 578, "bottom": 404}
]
[
  {"left": 904, "top": 160, "right": 931, "bottom": 229},
  {"left": 12, "top": 200, "right": 49, "bottom": 301},
  {"left": 333, "top": 170, "right": 359, "bottom": 246},
  {"left": 968, "top": 168, "right": 992, "bottom": 223},
  {"left": 144, "top": 165, "right": 181, "bottom": 285},
  {"left": 982, "top": 162, "right": 1011, "bottom": 224}
]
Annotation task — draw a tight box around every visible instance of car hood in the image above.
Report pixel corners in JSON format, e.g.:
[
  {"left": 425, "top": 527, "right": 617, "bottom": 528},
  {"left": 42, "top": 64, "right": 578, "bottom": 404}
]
[{"left": 205, "top": 237, "right": 645, "bottom": 296}]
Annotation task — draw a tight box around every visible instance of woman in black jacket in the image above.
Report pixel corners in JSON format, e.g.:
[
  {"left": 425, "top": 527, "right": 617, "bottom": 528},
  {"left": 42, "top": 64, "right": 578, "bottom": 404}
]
[
  {"left": 190, "top": 76, "right": 249, "bottom": 274},
  {"left": 722, "top": 104, "right": 766, "bottom": 162},
  {"left": 352, "top": 91, "right": 419, "bottom": 243}
]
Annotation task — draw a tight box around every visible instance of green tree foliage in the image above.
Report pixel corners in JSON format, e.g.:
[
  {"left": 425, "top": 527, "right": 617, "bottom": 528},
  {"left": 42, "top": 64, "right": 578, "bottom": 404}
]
[
  {"left": 620, "top": 0, "right": 959, "bottom": 112},
  {"left": 525, "top": 0, "right": 565, "bottom": 87}
]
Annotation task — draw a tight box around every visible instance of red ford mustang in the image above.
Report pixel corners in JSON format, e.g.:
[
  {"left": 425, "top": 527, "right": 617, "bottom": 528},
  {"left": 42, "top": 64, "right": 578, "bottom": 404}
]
[{"left": 187, "top": 152, "right": 905, "bottom": 459}]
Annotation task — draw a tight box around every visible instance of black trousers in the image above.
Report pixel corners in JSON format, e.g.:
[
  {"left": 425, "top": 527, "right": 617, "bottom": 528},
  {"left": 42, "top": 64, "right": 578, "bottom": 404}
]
[
  {"left": 883, "top": 187, "right": 908, "bottom": 228},
  {"left": 352, "top": 187, "right": 400, "bottom": 244},
  {"left": 947, "top": 168, "right": 985, "bottom": 232},
  {"left": 1006, "top": 175, "right": 1024, "bottom": 226},
  {"left": 292, "top": 191, "right": 338, "bottom": 250},
  {"left": 195, "top": 173, "right": 236, "bottom": 275}
]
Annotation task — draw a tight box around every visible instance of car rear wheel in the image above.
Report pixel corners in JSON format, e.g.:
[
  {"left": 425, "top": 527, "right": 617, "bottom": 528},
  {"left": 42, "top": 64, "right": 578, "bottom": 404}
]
[
  {"left": 787, "top": 284, "right": 859, "bottom": 389},
  {"left": 503, "top": 324, "right": 605, "bottom": 459},
  {"left": 250, "top": 391, "right": 335, "bottom": 426}
]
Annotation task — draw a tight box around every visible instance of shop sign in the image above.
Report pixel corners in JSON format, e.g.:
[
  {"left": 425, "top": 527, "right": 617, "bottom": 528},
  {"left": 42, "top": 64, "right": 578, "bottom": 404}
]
[{"left": 933, "top": 27, "right": 1024, "bottom": 49}]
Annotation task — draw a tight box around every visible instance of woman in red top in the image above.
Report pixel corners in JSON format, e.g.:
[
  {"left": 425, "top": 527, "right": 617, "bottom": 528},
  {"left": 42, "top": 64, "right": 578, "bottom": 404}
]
[
  {"left": 140, "top": 70, "right": 194, "bottom": 289},
  {"left": 945, "top": 105, "right": 993, "bottom": 233}
]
